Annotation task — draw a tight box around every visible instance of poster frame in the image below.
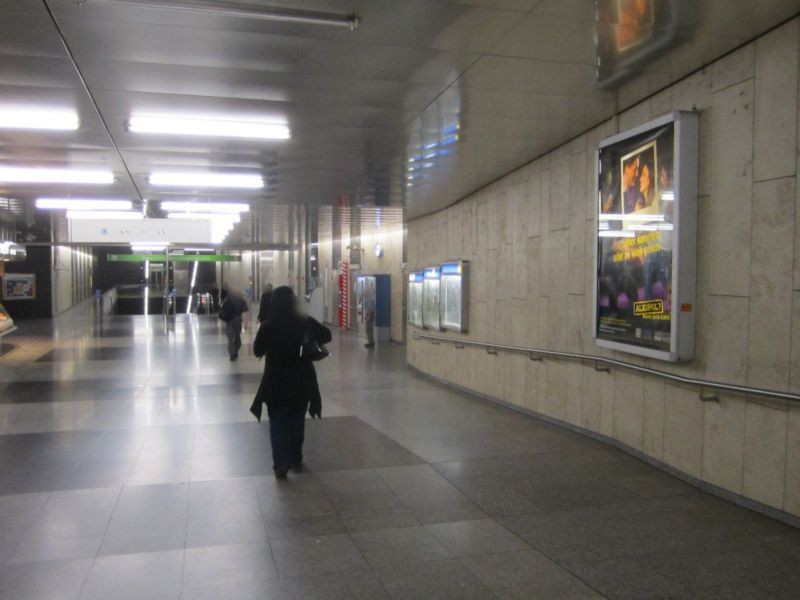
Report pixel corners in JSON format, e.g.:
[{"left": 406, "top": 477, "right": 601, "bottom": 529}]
[
  {"left": 439, "top": 260, "right": 469, "bottom": 333},
  {"left": 593, "top": 110, "right": 698, "bottom": 362},
  {"left": 422, "top": 266, "right": 442, "bottom": 331},
  {"left": 2, "top": 273, "right": 37, "bottom": 301},
  {"left": 407, "top": 272, "right": 424, "bottom": 328}
]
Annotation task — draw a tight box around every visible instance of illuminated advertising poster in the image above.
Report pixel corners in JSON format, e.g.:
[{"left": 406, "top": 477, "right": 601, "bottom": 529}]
[
  {"left": 440, "top": 261, "right": 469, "bottom": 333},
  {"left": 595, "top": 0, "right": 691, "bottom": 89},
  {"left": 408, "top": 272, "right": 424, "bottom": 328},
  {"left": 2, "top": 274, "right": 36, "bottom": 300},
  {"left": 422, "top": 266, "right": 441, "bottom": 330},
  {"left": 595, "top": 112, "right": 698, "bottom": 362}
]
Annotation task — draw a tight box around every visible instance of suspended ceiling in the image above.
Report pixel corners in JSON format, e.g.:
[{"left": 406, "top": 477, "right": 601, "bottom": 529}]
[{"left": 0, "top": 0, "right": 798, "bottom": 227}]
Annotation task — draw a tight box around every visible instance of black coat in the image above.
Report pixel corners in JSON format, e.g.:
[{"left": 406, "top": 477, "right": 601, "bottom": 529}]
[
  {"left": 257, "top": 291, "right": 272, "bottom": 323},
  {"left": 249, "top": 315, "right": 332, "bottom": 421}
]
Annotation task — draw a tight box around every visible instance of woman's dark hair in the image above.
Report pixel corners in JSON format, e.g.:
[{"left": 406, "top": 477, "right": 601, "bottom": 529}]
[{"left": 270, "top": 286, "right": 297, "bottom": 318}]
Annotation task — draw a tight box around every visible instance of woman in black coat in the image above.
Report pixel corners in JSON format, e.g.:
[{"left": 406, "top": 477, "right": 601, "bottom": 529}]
[{"left": 251, "top": 286, "right": 332, "bottom": 478}]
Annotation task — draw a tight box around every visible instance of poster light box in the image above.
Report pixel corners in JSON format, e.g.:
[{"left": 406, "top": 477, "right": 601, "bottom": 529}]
[
  {"left": 440, "top": 261, "right": 469, "bottom": 333},
  {"left": 408, "top": 272, "right": 424, "bottom": 328},
  {"left": 594, "top": 111, "right": 698, "bottom": 362},
  {"left": 422, "top": 266, "right": 441, "bottom": 330}
]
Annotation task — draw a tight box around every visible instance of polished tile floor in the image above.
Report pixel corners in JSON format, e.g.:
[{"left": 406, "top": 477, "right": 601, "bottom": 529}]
[{"left": 0, "top": 310, "right": 799, "bottom": 599}]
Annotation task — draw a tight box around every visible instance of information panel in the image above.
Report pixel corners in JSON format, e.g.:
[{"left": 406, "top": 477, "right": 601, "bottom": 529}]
[
  {"left": 440, "top": 261, "right": 469, "bottom": 333},
  {"left": 2, "top": 274, "right": 36, "bottom": 301},
  {"left": 422, "top": 266, "right": 441, "bottom": 330},
  {"left": 595, "top": 111, "right": 698, "bottom": 362},
  {"left": 408, "top": 272, "right": 424, "bottom": 328}
]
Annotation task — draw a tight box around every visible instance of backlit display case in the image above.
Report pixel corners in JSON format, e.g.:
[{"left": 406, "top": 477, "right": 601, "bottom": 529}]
[
  {"left": 408, "top": 272, "right": 424, "bottom": 328},
  {"left": 440, "top": 261, "right": 469, "bottom": 333},
  {"left": 422, "top": 266, "right": 441, "bottom": 330}
]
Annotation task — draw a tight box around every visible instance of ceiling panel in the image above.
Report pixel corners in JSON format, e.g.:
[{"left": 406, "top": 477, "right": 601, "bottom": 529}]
[{"left": 0, "top": 0, "right": 797, "bottom": 237}]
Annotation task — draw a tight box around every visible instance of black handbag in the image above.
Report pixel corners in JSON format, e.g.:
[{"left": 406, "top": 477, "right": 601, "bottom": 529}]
[{"left": 300, "top": 320, "right": 330, "bottom": 361}]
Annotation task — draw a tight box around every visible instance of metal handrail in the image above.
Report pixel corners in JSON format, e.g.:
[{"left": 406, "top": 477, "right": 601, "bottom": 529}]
[{"left": 411, "top": 332, "right": 800, "bottom": 404}]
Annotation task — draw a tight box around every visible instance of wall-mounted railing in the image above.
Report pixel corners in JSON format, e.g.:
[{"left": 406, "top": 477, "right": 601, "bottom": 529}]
[{"left": 412, "top": 333, "right": 800, "bottom": 405}]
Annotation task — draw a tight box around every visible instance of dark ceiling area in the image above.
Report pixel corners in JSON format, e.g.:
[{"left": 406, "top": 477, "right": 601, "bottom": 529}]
[{"left": 0, "top": 0, "right": 798, "bottom": 235}]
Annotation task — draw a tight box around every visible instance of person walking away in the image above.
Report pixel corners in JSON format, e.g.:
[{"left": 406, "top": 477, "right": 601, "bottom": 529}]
[
  {"left": 364, "top": 307, "right": 376, "bottom": 348},
  {"left": 258, "top": 283, "right": 273, "bottom": 325},
  {"left": 219, "top": 287, "right": 249, "bottom": 361},
  {"left": 250, "top": 286, "right": 332, "bottom": 478}
]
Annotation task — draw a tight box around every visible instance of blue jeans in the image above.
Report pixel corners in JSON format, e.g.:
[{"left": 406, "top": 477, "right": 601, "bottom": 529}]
[
  {"left": 268, "top": 403, "right": 307, "bottom": 469},
  {"left": 225, "top": 316, "right": 242, "bottom": 357}
]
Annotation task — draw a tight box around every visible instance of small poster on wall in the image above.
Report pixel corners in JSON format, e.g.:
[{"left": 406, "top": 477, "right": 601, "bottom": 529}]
[
  {"left": 2, "top": 274, "right": 36, "bottom": 300},
  {"left": 595, "top": 111, "right": 698, "bottom": 362}
]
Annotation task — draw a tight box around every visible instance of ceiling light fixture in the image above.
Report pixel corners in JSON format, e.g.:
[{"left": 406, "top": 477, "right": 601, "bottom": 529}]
[
  {"left": 160, "top": 201, "right": 249, "bottom": 213},
  {"left": 149, "top": 172, "right": 263, "bottom": 189},
  {"left": 36, "top": 198, "right": 132, "bottom": 211},
  {"left": 129, "top": 114, "right": 290, "bottom": 140},
  {"left": 0, "top": 167, "right": 114, "bottom": 184},
  {"left": 167, "top": 212, "right": 240, "bottom": 223},
  {"left": 0, "top": 108, "right": 79, "bottom": 131},
  {"left": 66, "top": 210, "right": 144, "bottom": 220},
  {"left": 87, "top": 0, "right": 359, "bottom": 30}
]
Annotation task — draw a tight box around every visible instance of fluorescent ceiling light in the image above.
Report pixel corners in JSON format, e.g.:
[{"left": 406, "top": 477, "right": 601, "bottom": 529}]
[
  {"left": 149, "top": 172, "right": 263, "bottom": 189},
  {"left": 0, "top": 109, "right": 79, "bottom": 131},
  {"left": 67, "top": 210, "right": 143, "bottom": 220},
  {"left": 167, "top": 212, "right": 240, "bottom": 223},
  {"left": 0, "top": 167, "right": 114, "bottom": 184},
  {"left": 90, "top": 0, "right": 359, "bottom": 30},
  {"left": 160, "top": 201, "right": 249, "bottom": 213},
  {"left": 129, "top": 114, "right": 290, "bottom": 140},
  {"left": 37, "top": 198, "right": 132, "bottom": 211}
]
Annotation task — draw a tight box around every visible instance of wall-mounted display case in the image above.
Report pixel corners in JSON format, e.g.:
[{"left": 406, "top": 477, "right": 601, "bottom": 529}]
[
  {"left": 422, "top": 266, "right": 441, "bottom": 330},
  {"left": 408, "top": 272, "right": 424, "bottom": 328},
  {"left": 594, "top": 111, "right": 698, "bottom": 362},
  {"left": 440, "top": 261, "right": 469, "bottom": 333}
]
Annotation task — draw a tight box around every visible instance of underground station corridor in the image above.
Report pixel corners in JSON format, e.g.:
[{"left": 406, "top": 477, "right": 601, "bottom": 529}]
[
  {"left": 2, "top": 0, "right": 800, "bottom": 598},
  {"left": 0, "top": 310, "right": 798, "bottom": 599}
]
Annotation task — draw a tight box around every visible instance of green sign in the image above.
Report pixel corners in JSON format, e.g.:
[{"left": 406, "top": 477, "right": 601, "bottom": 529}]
[{"left": 108, "top": 254, "right": 240, "bottom": 263}]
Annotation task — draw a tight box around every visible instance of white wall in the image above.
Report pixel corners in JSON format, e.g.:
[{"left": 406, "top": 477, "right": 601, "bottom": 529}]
[
  {"left": 408, "top": 19, "right": 800, "bottom": 520},
  {"left": 52, "top": 245, "right": 93, "bottom": 315}
]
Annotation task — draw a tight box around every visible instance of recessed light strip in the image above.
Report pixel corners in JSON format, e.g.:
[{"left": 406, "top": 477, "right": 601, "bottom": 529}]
[
  {"left": 37, "top": 198, "right": 132, "bottom": 211},
  {"left": 129, "top": 115, "right": 290, "bottom": 140},
  {"left": 149, "top": 172, "right": 263, "bottom": 189},
  {"left": 0, "top": 109, "right": 79, "bottom": 131},
  {"left": 67, "top": 210, "right": 143, "bottom": 220},
  {"left": 160, "top": 201, "right": 249, "bottom": 213},
  {"left": 90, "top": 0, "right": 359, "bottom": 30}
]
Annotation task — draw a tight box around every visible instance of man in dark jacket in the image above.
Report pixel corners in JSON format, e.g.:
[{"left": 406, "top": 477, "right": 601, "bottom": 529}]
[
  {"left": 257, "top": 283, "right": 273, "bottom": 325},
  {"left": 219, "top": 287, "right": 249, "bottom": 361},
  {"left": 251, "top": 286, "right": 331, "bottom": 478}
]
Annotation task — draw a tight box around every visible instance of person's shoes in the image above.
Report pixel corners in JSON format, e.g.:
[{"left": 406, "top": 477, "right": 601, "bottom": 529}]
[
  {"left": 229, "top": 354, "right": 238, "bottom": 362},
  {"left": 274, "top": 466, "right": 289, "bottom": 479},
  {"left": 290, "top": 463, "right": 304, "bottom": 473},
  {"left": 364, "top": 343, "right": 375, "bottom": 348}
]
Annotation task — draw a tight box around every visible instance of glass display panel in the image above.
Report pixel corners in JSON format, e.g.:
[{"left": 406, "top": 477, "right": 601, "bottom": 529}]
[
  {"left": 408, "top": 272, "right": 424, "bottom": 328},
  {"left": 595, "top": 112, "right": 697, "bottom": 361},
  {"left": 440, "top": 261, "right": 469, "bottom": 332},
  {"left": 422, "top": 267, "right": 441, "bottom": 330}
]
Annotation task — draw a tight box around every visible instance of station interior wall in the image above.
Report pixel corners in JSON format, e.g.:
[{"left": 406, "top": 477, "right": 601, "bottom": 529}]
[
  {"left": 407, "top": 18, "right": 800, "bottom": 520},
  {"left": 316, "top": 211, "right": 406, "bottom": 342}
]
